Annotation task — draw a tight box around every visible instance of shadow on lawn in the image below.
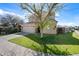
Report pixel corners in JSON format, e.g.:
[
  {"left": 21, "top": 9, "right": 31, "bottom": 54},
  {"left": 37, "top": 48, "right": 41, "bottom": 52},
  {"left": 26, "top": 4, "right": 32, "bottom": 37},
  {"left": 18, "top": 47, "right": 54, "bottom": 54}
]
[
  {"left": 32, "top": 44, "right": 71, "bottom": 56},
  {"left": 24, "top": 33, "right": 77, "bottom": 55},
  {"left": 23, "top": 32, "right": 79, "bottom": 55},
  {"left": 25, "top": 32, "right": 79, "bottom": 45}
]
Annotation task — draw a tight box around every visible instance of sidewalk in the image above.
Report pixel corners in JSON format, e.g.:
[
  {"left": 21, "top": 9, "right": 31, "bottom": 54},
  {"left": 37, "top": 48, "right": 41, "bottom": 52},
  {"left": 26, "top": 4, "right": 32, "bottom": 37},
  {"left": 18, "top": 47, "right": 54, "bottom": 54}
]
[
  {"left": 0, "top": 32, "right": 28, "bottom": 40},
  {"left": 0, "top": 32, "right": 38, "bottom": 56}
]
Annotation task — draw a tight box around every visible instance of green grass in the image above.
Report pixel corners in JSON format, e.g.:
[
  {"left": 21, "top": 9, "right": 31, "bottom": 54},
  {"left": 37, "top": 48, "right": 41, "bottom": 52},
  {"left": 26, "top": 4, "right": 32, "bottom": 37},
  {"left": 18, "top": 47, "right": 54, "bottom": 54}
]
[
  {"left": 0, "top": 35, "right": 4, "bottom": 37},
  {"left": 9, "top": 32, "right": 79, "bottom": 55}
]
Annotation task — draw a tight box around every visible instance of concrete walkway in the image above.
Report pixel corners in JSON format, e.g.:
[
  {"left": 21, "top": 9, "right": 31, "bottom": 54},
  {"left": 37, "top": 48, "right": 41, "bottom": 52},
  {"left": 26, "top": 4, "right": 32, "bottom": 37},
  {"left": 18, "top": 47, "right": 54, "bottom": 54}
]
[
  {"left": 0, "top": 32, "right": 28, "bottom": 40},
  {"left": 0, "top": 32, "right": 38, "bottom": 56}
]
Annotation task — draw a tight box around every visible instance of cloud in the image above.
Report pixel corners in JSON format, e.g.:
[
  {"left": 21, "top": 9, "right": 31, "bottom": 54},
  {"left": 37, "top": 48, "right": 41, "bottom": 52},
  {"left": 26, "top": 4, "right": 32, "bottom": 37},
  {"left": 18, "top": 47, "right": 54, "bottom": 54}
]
[
  {"left": 0, "top": 9, "right": 12, "bottom": 16},
  {"left": 0, "top": 9, "right": 4, "bottom": 15},
  {"left": 56, "top": 14, "right": 79, "bottom": 26},
  {"left": 55, "top": 13, "right": 60, "bottom": 17},
  {"left": 57, "top": 22, "right": 78, "bottom": 26},
  {"left": 0, "top": 9, "right": 25, "bottom": 18},
  {"left": 0, "top": 9, "right": 30, "bottom": 23}
]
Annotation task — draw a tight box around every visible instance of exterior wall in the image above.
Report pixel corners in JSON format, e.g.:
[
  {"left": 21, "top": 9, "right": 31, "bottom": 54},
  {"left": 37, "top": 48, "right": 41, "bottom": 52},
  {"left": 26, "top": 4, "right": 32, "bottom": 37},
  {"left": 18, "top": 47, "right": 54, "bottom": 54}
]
[
  {"left": 22, "top": 26, "right": 57, "bottom": 34},
  {"left": 43, "top": 19, "right": 57, "bottom": 34},
  {"left": 21, "top": 23, "right": 36, "bottom": 33},
  {"left": 22, "top": 20, "right": 57, "bottom": 34},
  {"left": 43, "top": 28, "right": 57, "bottom": 34},
  {"left": 22, "top": 26, "right": 36, "bottom": 33}
]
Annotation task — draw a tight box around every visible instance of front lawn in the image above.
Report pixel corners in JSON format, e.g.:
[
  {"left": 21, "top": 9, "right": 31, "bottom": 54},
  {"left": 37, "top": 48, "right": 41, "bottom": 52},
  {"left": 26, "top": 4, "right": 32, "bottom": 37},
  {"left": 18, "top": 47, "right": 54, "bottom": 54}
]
[
  {"left": 0, "top": 34, "right": 4, "bottom": 37},
  {"left": 9, "top": 32, "right": 79, "bottom": 55}
]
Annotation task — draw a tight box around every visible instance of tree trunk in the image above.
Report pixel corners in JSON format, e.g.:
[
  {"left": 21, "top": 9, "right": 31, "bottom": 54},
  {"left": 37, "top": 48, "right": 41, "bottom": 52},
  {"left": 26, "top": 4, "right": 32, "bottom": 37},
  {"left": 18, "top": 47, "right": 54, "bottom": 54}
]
[{"left": 40, "top": 29, "right": 43, "bottom": 38}]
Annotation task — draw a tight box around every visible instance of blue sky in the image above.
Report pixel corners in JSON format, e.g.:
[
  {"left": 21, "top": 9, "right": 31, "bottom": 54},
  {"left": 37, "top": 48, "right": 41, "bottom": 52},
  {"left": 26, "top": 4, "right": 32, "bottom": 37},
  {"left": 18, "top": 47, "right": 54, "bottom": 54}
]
[
  {"left": 0, "top": 3, "right": 79, "bottom": 26},
  {"left": 56, "top": 3, "right": 79, "bottom": 26},
  {"left": 0, "top": 3, "right": 24, "bottom": 15}
]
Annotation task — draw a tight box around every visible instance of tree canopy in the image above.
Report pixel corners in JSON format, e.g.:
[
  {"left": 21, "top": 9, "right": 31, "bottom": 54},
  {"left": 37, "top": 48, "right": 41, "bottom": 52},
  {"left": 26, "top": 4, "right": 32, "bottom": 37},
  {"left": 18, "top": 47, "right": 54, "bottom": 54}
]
[{"left": 20, "top": 3, "right": 63, "bottom": 38}]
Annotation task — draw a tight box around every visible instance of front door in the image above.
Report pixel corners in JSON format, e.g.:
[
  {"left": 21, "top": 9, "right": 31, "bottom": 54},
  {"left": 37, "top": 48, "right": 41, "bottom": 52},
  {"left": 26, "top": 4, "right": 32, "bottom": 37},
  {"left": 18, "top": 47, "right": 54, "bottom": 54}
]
[{"left": 36, "top": 27, "right": 40, "bottom": 33}]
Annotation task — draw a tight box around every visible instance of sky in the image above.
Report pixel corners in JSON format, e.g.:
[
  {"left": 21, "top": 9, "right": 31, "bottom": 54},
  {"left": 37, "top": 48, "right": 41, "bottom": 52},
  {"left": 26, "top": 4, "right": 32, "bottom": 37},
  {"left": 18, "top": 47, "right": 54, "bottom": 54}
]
[
  {"left": 0, "top": 3, "right": 24, "bottom": 15},
  {"left": 56, "top": 3, "right": 79, "bottom": 26},
  {"left": 0, "top": 3, "right": 79, "bottom": 26},
  {"left": 0, "top": 3, "right": 28, "bottom": 22}
]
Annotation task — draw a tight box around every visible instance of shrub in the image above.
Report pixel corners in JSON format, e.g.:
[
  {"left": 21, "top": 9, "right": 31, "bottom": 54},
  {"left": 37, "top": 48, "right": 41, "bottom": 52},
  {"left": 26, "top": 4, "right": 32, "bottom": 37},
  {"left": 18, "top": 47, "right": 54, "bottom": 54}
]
[{"left": 7, "top": 27, "right": 19, "bottom": 34}]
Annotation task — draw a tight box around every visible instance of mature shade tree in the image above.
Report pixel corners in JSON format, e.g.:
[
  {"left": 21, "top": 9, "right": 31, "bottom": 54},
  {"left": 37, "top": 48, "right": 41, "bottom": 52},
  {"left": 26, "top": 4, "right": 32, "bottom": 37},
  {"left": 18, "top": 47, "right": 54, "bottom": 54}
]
[
  {"left": 20, "top": 3, "right": 63, "bottom": 38},
  {"left": 0, "top": 14, "right": 24, "bottom": 28}
]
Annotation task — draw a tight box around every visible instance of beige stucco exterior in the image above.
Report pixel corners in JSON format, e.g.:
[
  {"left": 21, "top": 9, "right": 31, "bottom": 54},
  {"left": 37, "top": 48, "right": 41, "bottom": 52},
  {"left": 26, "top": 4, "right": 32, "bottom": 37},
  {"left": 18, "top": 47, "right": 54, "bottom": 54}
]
[
  {"left": 22, "top": 23, "right": 36, "bottom": 33},
  {"left": 22, "top": 12, "right": 57, "bottom": 34},
  {"left": 22, "top": 21, "right": 57, "bottom": 34},
  {"left": 43, "top": 26, "right": 57, "bottom": 34}
]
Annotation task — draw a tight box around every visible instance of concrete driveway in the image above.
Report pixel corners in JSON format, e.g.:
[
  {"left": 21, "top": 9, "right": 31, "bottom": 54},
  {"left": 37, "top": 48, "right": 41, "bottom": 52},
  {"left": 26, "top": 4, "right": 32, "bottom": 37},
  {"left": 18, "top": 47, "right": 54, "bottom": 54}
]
[{"left": 0, "top": 32, "right": 38, "bottom": 56}]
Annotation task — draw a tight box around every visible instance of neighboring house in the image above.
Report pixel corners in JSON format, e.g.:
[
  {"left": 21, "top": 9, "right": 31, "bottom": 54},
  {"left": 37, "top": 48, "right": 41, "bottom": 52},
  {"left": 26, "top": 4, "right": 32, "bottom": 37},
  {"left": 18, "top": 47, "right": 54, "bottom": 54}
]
[
  {"left": 57, "top": 25, "right": 79, "bottom": 34},
  {"left": 57, "top": 26, "right": 65, "bottom": 34},
  {"left": 57, "top": 25, "right": 71, "bottom": 34},
  {"left": 21, "top": 12, "right": 57, "bottom": 34}
]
